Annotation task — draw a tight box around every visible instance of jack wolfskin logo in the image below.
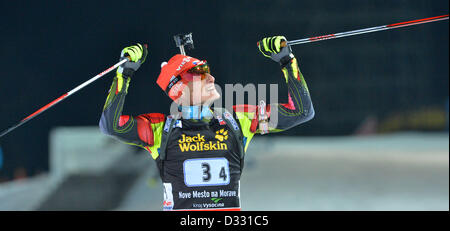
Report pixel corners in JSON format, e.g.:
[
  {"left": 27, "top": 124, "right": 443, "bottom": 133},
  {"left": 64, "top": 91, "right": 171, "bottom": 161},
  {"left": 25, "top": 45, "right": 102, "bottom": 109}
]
[
  {"left": 215, "top": 129, "right": 228, "bottom": 141},
  {"left": 178, "top": 133, "right": 228, "bottom": 152}
]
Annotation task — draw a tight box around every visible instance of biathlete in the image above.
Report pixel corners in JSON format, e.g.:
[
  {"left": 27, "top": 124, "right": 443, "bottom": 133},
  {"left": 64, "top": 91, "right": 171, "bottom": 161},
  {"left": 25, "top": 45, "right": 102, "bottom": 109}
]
[{"left": 99, "top": 36, "right": 314, "bottom": 211}]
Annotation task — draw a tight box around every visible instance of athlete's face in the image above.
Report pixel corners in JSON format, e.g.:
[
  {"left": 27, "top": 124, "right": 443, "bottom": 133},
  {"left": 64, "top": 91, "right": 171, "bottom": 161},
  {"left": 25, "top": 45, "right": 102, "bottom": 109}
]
[{"left": 180, "top": 73, "right": 220, "bottom": 106}]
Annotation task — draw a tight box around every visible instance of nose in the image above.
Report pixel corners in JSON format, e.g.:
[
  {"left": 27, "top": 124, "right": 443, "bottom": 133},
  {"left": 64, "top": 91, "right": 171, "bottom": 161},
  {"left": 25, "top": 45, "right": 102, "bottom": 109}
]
[{"left": 206, "top": 73, "right": 215, "bottom": 83}]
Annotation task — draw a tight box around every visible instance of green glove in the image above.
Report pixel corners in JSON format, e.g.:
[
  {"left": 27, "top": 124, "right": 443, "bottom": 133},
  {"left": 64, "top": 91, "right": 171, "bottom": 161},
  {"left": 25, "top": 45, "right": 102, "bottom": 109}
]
[
  {"left": 117, "top": 43, "right": 148, "bottom": 78},
  {"left": 257, "top": 36, "right": 294, "bottom": 66}
]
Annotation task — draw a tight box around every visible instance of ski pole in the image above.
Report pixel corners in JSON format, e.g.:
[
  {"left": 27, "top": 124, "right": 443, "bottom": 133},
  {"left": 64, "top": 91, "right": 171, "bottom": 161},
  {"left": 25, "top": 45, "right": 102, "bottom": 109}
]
[
  {"left": 0, "top": 58, "right": 129, "bottom": 138},
  {"left": 282, "top": 14, "right": 449, "bottom": 46}
]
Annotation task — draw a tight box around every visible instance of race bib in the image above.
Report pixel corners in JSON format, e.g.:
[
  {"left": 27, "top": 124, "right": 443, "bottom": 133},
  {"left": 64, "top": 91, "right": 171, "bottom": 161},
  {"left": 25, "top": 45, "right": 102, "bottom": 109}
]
[{"left": 183, "top": 158, "right": 230, "bottom": 187}]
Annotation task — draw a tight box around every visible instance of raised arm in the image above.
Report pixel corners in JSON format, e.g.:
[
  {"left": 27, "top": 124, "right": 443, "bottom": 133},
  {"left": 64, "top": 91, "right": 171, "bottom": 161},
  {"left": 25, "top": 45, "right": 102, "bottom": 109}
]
[
  {"left": 269, "top": 54, "right": 315, "bottom": 132},
  {"left": 99, "top": 44, "right": 165, "bottom": 158},
  {"left": 233, "top": 36, "right": 314, "bottom": 140}
]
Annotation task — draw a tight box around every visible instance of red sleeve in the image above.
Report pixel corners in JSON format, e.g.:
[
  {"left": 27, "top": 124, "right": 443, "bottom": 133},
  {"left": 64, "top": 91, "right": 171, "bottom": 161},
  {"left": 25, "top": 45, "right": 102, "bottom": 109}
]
[{"left": 135, "top": 113, "right": 165, "bottom": 146}]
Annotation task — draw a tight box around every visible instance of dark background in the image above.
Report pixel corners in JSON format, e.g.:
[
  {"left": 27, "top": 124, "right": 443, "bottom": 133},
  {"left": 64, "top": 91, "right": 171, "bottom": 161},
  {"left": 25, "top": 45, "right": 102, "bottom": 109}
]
[{"left": 0, "top": 0, "right": 448, "bottom": 181}]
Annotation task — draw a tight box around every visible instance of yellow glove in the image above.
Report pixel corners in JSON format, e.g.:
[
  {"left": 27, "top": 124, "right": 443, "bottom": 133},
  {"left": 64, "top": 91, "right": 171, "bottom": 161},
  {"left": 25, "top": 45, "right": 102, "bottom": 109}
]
[
  {"left": 257, "top": 36, "right": 293, "bottom": 65},
  {"left": 117, "top": 43, "right": 148, "bottom": 78}
]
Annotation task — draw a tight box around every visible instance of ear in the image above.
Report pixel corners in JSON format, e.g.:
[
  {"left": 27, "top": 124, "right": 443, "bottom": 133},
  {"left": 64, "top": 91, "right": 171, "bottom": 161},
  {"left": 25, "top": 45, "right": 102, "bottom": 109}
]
[
  {"left": 175, "top": 90, "right": 187, "bottom": 105},
  {"left": 174, "top": 92, "right": 183, "bottom": 105}
]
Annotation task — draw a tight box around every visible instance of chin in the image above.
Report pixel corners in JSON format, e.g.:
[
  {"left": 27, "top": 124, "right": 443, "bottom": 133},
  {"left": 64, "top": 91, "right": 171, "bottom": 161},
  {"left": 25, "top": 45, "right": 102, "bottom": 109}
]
[
  {"left": 211, "top": 92, "right": 221, "bottom": 101},
  {"left": 203, "top": 90, "right": 221, "bottom": 104}
]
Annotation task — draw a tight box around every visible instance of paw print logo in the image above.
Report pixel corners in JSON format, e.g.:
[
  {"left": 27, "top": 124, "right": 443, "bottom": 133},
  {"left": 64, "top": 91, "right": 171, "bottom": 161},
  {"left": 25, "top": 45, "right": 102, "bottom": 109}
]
[{"left": 215, "top": 128, "right": 228, "bottom": 141}]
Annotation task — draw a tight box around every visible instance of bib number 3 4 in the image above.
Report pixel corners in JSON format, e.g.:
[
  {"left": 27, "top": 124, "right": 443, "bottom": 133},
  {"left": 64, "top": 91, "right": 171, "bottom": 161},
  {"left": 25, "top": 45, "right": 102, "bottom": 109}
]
[{"left": 183, "top": 158, "right": 230, "bottom": 187}]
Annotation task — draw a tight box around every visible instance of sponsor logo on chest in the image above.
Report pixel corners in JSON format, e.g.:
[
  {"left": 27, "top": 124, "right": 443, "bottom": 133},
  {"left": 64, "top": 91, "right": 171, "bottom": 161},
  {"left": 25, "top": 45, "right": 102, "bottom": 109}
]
[{"left": 178, "top": 130, "right": 228, "bottom": 152}]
